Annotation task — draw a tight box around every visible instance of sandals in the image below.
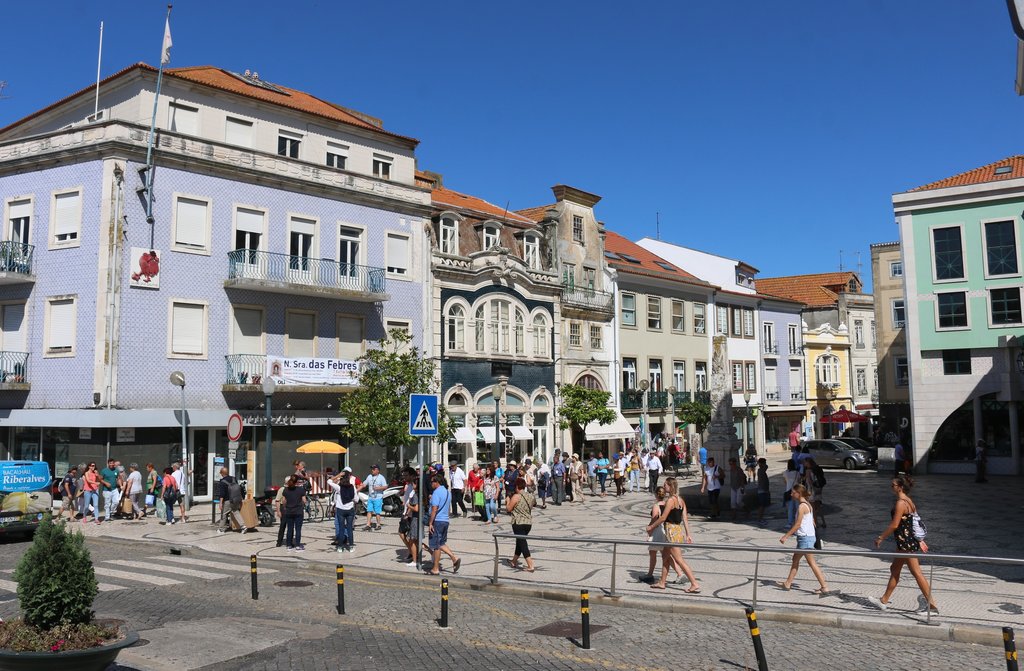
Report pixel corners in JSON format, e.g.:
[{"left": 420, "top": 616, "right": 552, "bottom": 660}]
[
  {"left": 814, "top": 588, "right": 835, "bottom": 595},
  {"left": 684, "top": 586, "right": 701, "bottom": 594},
  {"left": 650, "top": 584, "right": 666, "bottom": 590},
  {"left": 776, "top": 581, "right": 792, "bottom": 591}
]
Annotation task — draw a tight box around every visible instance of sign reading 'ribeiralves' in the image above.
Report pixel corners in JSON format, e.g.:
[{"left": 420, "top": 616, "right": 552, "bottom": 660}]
[{"left": 267, "top": 356, "right": 360, "bottom": 386}]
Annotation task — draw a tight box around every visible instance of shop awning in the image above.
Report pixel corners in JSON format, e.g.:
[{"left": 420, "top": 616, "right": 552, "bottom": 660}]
[
  {"left": 584, "top": 412, "right": 637, "bottom": 441},
  {"left": 453, "top": 427, "right": 478, "bottom": 444},
  {"left": 477, "top": 426, "right": 499, "bottom": 444},
  {"left": 506, "top": 426, "right": 533, "bottom": 441}
]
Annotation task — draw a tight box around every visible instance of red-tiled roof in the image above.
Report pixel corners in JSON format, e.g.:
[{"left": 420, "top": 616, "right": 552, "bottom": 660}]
[
  {"left": 755, "top": 272, "right": 860, "bottom": 308},
  {"left": 909, "top": 155, "right": 1024, "bottom": 192},
  {"left": 604, "top": 231, "right": 708, "bottom": 285},
  {"left": 433, "top": 187, "right": 534, "bottom": 225},
  {"left": 515, "top": 204, "right": 556, "bottom": 222}
]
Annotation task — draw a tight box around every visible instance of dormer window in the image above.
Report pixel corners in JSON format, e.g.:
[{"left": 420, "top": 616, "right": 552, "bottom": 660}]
[
  {"left": 483, "top": 226, "right": 500, "bottom": 250},
  {"left": 372, "top": 154, "right": 393, "bottom": 180},
  {"left": 848, "top": 279, "right": 857, "bottom": 292},
  {"left": 440, "top": 216, "right": 459, "bottom": 255},
  {"left": 572, "top": 215, "right": 584, "bottom": 243},
  {"left": 523, "top": 235, "right": 540, "bottom": 269}
]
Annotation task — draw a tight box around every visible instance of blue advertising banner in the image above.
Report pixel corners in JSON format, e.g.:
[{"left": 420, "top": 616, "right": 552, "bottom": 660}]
[{"left": 0, "top": 461, "right": 52, "bottom": 493}]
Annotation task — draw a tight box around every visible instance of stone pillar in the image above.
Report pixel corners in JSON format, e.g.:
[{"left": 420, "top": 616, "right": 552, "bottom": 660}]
[{"left": 704, "top": 336, "right": 737, "bottom": 469}]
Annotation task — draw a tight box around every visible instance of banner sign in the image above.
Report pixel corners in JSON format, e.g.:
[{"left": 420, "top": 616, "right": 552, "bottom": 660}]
[
  {"left": 0, "top": 462, "right": 52, "bottom": 493},
  {"left": 267, "top": 356, "right": 360, "bottom": 386}
]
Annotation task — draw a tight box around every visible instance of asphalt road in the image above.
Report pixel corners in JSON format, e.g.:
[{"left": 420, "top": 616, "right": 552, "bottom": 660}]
[{"left": 0, "top": 535, "right": 1003, "bottom": 671}]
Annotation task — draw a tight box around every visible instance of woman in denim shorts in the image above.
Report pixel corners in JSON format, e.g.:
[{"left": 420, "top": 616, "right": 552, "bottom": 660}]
[{"left": 778, "top": 484, "right": 831, "bottom": 594}]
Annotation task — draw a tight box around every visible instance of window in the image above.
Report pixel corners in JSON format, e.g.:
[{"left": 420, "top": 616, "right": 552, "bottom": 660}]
[
  {"left": 532, "top": 314, "right": 548, "bottom": 357},
  {"left": 562, "top": 262, "right": 575, "bottom": 288},
  {"left": 789, "top": 365, "right": 803, "bottom": 399},
  {"left": 889, "top": 260, "right": 903, "bottom": 277},
  {"left": 647, "top": 296, "right": 662, "bottom": 330},
  {"left": 172, "top": 196, "right": 210, "bottom": 253},
  {"left": 336, "top": 315, "right": 363, "bottom": 360},
  {"left": 894, "top": 356, "right": 909, "bottom": 386},
  {"left": 788, "top": 324, "right": 799, "bottom": 354},
  {"left": 482, "top": 226, "right": 499, "bottom": 250},
  {"left": 0, "top": 303, "right": 25, "bottom": 352},
  {"left": 716, "top": 305, "right": 728, "bottom": 335},
  {"left": 743, "top": 309, "right": 754, "bottom": 337},
  {"left": 491, "top": 300, "right": 511, "bottom": 353},
  {"left": 932, "top": 226, "right": 964, "bottom": 281},
  {"left": 764, "top": 367, "right": 777, "bottom": 399},
  {"left": 572, "top": 215, "right": 584, "bottom": 243},
  {"left": 231, "top": 307, "right": 264, "bottom": 355},
  {"left": 815, "top": 354, "right": 841, "bottom": 387},
  {"left": 942, "top": 349, "right": 972, "bottom": 375},
  {"left": 937, "top": 292, "right": 968, "bottom": 329},
  {"left": 285, "top": 311, "right": 316, "bottom": 357},
  {"left": 990, "top": 287, "right": 1023, "bottom": 325},
  {"left": 870, "top": 320, "right": 876, "bottom": 348},
  {"left": 856, "top": 367, "right": 867, "bottom": 395},
  {"left": 169, "top": 300, "right": 207, "bottom": 358},
  {"left": 671, "top": 300, "right": 685, "bottom": 332},
  {"left": 372, "top": 154, "right": 393, "bottom": 180},
  {"left": 474, "top": 306, "right": 485, "bottom": 352},
  {"left": 523, "top": 235, "right": 539, "bottom": 269},
  {"left": 338, "top": 225, "right": 362, "bottom": 277},
  {"left": 892, "top": 300, "right": 906, "bottom": 328},
  {"left": 745, "top": 362, "right": 756, "bottom": 391},
  {"left": 673, "top": 361, "right": 686, "bottom": 391},
  {"left": 578, "top": 375, "right": 602, "bottom": 390},
  {"left": 984, "top": 221, "right": 1018, "bottom": 276},
  {"left": 568, "top": 321, "right": 582, "bottom": 348},
  {"left": 288, "top": 216, "right": 316, "bottom": 274},
  {"left": 649, "top": 359, "right": 663, "bottom": 391},
  {"left": 695, "top": 361, "right": 708, "bottom": 391},
  {"left": 762, "top": 322, "right": 775, "bottom": 353},
  {"left": 45, "top": 296, "right": 76, "bottom": 356},
  {"left": 590, "top": 325, "right": 602, "bottom": 350},
  {"left": 224, "top": 117, "right": 253, "bottom": 148},
  {"left": 854, "top": 319, "right": 864, "bottom": 348},
  {"left": 583, "top": 267, "right": 596, "bottom": 291},
  {"left": 731, "top": 362, "right": 744, "bottom": 392},
  {"left": 514, "top": 309, "right": 525, "bottom": 354},
  {"left": 622, "top": 358, "right": 637, "bottom": 390},
  {"left": 386, "top": 233, "right": 410, "bottom": 276},
  {"left": 621, "top": 293, "right": 636, "bottom": 327},
  {"left": 326, "top": 142, "right": 349, "bottom": 170},
  {"left": 7, "top": 199, "right": 31, "bottom": 245},
  {"left": 385, "top": 320, "right": 411, "bottom": 343},
  {"left": 234, "top": 207, "right": 264, "bottom": 260},
  {"left": 168, "top": 103, "right": 198, "bottom": 135},
  {"left": 51, "top": 190, "right": 81, "bottom": 245},
  {"left": 278, "top": 131, "right": 301, "bottom": 158},
  {"left": 693, "top": 303, "right": 706, "bottom": 334},
  {"left": 447, "top": 305, "right": 465, "bottom": 351},
  {"left": 439, "top": 216, "right": 459, "bottom": 255},
  {"left": 731, "top": 307, "right": 743, "bottom": 336}
]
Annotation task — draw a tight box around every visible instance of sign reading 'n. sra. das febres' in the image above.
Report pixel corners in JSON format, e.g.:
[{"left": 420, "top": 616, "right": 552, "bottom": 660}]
[{"left": 267, "top": 356, "right": 360, "bottom": 386}]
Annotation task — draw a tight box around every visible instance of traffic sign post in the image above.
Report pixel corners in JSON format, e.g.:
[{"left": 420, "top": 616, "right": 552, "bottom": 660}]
[{"left": 410, "top": 393, "right": 439, "bottom": 562}]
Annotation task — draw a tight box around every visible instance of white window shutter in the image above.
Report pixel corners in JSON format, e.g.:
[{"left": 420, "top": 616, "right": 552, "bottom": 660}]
[
  {"left": 337, "top": 317, "right": 362, "bottom": 360},
  {"left": 169, "top": 105, "right": 198, "bottom": 135},
  {"left": 53, "top": 192, "right": 81, "bottom": 237},
  {"left": 387, "top": 234, "right": 408, "bottom": 272},
  {"left": 8, "top": 200, "right": 31, "bottom": 220},
  {"left": 287, "top": 313, "right": 315, "bottom": 356},
  {"left": 175, "top": 198, "right": 207, "bottom": 248},
  {"left": 171, "top": 303, "right": 205, "bottom": 354},
  {"left": 48, "top": 299, "right": 74, "bottom": 349},
  {"left": 236, "top": 208, "right": 264, "bottom": 234},
  {"left": 232, "top": 308, "right": 263, "bottom": 354},
  {"left": 225, "top": 118, "right": 253, "bottom": 147},
  {"left": 2, "top": 304, "right": 25, "bottom": 351},
  {"left": 290, "top": 217, "right": 316, "bottom": 236}
]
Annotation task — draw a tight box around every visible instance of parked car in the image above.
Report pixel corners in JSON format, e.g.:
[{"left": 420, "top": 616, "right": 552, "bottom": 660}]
[
  {"left": 804, "top": 439, "right": 876, "bottom": 470},
  {"left": 835, "top": 437, "right": 878, "bottom": 462}
]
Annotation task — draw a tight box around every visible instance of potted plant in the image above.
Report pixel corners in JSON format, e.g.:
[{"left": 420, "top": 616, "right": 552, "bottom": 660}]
[{"left": 0, "top": 513, "right": 138, "bottom": 671}]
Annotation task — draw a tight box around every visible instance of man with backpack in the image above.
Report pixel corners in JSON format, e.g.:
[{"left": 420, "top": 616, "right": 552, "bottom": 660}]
[
  {"left": 216, "top": 467, "right": 246, "bottom": 534},
  {"left": 700, "top": 457, "right": 724, "bottom": 519}
]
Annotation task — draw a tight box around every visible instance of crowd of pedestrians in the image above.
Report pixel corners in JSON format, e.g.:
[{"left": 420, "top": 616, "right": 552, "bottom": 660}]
[{"left": 56, "top": 458, "right": 192, "bottom": 525}]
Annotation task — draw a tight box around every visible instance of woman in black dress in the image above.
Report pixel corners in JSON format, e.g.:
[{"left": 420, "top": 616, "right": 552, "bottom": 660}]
[{"left": 868, "top": 475, "right": 938, "bottom": 614}]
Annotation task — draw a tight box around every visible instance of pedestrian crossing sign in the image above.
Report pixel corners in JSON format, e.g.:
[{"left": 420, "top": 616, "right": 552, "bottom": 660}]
[{"left": 409, "top": 393, "right": 439, "bottom": 437}]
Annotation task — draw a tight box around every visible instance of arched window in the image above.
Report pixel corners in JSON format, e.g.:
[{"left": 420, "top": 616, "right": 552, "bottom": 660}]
[
  {"left": 532, "top": 314, "right": 548, "bottom": 357},
  {"left": 474, "top": 305, "right": 486, "bottom": 352},
  {"left": 490, "top": 299, "right": 510, "bottom": 353},
  {"left": 448, "top": 392, "right": 467, "bottom": 406},
  {"left": 815, "top": 354, "right": 841, "bottom": 387},
  {"left": 446, "top": 305, "right": 465, "bottom": 351},
  {"left": 514, "top": 309, "right": 525, "bottom": 354},
  {"left": 440, "top": 216, "right": 459, "bottom": 255},
  {"left": 578, "top": 374, "right": 602, "bottom": 390}
]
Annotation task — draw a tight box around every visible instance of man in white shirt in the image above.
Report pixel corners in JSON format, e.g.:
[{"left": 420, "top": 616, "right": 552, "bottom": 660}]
[
  {"left": 646, "top": 452, "right": 663, "bottom": 494},
  {"left": 172, "top": 461, "right": 190, "bottom": 523},
  {"left": 700, "top": 457, "right": 724, "bottom": 519},
  {"left": 448, "top": 459, "right": 468, "bottom": 518}
]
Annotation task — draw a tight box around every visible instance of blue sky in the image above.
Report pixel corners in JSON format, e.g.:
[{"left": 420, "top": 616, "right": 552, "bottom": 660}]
[{"left": 0, "top": 1, "right": 1020, "bottom": 283}]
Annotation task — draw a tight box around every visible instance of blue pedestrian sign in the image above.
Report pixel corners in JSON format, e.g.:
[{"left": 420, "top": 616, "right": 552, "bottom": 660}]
[{"left": 409, "top": 394, "right": 439, "bottom": 437}]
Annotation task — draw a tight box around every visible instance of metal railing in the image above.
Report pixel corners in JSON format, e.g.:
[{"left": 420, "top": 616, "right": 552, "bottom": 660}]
[
  {"left": 225, "top": 354, "right": 266, "bottom": 385},
  {"left": 620, "top": 391, "right": 644, "bottom": 410},
  {"left": 0, "top": 351, "right": 28, "bottom": 383},
  {"left": 673, "top": 391, "right": 692, "bottom": 407},
  {"left": 0, "top": 241, "right": 33, "bottom": 276},
  {"left": 561, "top": 284, "right": 614, "bottom": 311},
  {"left": 490, "top": 532, "right": 1024, "bottom": 625},
  {"left": 648, "top": 390, "right": 668, "bottom": 410},
  {"left": 694, "top": 391, "right": 711, "bottom": 404},
  {"left": 790, "top": 390, "right": 805, "bottom": 402},
  {"left": 227, "top": 249, "right": 386, "bottom": 295},
  {"left": 762, "top": 342, "right": 778, "bottom": 355},
  {"left": 788, "top": 345, "right": 802, "bottom": 355},
  {"left": 764, "top": 387, "right": 781, "bottom": 403}
]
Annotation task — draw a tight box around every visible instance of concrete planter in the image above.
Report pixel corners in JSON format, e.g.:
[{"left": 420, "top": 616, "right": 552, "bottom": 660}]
[{"left": 0, "top": 628, "right": 138, "bottom": 671}]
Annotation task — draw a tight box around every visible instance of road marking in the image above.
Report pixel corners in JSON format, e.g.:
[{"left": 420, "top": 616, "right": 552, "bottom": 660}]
[
  {"left": 153, "top": 555, "right": 279, "bottom": 574},
  {"left": 104, "top": 560, "right": 229, "bottom": 580},
  {"left": 0, "top": 569, "right": 124, "bottom": 592},
  {"left": 93, "top": 567, "right": 182, "bottom": 586},
  {"left": 0, "top": 578, "right": 20, "bottom": 593}
]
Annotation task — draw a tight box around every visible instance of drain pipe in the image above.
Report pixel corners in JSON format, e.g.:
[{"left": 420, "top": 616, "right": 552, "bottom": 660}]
[{"left": 104, "top": 163, "right": 124, "bottom": 409}]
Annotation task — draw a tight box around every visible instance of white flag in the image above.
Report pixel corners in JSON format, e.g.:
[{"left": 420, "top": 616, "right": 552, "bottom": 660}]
[{"left": 161, "top": 17, "right": 173, "bottom": 65}]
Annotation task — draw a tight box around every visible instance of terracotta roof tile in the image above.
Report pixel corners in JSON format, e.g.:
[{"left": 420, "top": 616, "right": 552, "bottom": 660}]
[
  {"left": 908, "top": 155, "right": 1024, "bottom": 192},
  {"left": 433, "top": 187, "right": 534, "bottom": 225},
  {"left": 604, "top": 231, "right": 709, "bottom": 285},
  {"left": 515, "top": 205, "right": 556, "bottom": 222},
  {"left": 755, "top": 272, "right": 860, "bottom": 308}
]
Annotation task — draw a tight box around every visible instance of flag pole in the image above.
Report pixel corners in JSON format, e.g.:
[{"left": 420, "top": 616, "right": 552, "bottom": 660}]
[
  {"left": 143, "top": 4, "right": 173, "bottom": 238},
  {"left": 93, "top": 21, "right": 104, "bottom": 120}
]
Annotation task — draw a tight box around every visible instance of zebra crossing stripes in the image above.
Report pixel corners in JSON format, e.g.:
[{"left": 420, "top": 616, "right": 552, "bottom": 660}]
[
  {"left": 0, "top": 571, "right": 124, "bottom": 593},
  {"left": 93, "top": 566, "right": 182, "bottom": 586},
  {"left": 153, "top": 555, "right": 279, "bottom": 574},
  {"left": 105, "top": 560, "right": 229, "bottom": 580}
]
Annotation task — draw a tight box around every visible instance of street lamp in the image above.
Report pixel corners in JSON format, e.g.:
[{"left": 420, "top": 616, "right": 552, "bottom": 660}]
[
  {"left": 743, "top": 389, "right": 752, "bottom": 456},
  {"left": 638, "top": 379, "right": 650, "bottom": 450},
  {"left": 492, "top": 376, "right": 508, "bottom": 463},
  {"left": 168, "top": 371, "right": 189, "bottom": 513},
  {"left": 262, "top": 376, "right": 276, "bottom": 491}
]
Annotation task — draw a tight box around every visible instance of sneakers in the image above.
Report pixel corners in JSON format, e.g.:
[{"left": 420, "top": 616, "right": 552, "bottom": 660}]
[
  {"left": 217, "top": 529, "right": 226, "bottom": 534},
  {"left": 867, "top": 596, "right": 889, "bottom": 611},
  {"left": 295, "top": 544, "right": 306, "bottom": 552},
  {"left": 286, "top": 546, "right": 295, "bottom": 552},
  {"left": 337, "top": 547, "right": 346, "bottom": 553},
  {"left": 406, "top": 560, "right": 418, "bottom": 567}
]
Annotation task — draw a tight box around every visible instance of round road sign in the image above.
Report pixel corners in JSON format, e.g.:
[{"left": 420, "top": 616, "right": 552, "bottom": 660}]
[{"left": 227, "top": 412, "right": 244, "bottom": 441}]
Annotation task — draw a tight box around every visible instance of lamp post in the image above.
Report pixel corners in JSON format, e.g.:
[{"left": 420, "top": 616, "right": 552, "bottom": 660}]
[
  {"left": 491, "top": 375, "right": 508, "bottom": 463},
  {"left": 743, "top": 389, "right": 752, "bottom": 456},
  {"left": 638, "top": 379, "right": 649, "bottom": 450},
  {"left": 668, "top": 385, "right": 677, "bottom": 452},
  {"left": 168, "top": 371, "right": 189, "bottom": 513},
  {"left": 262, "top": 376, "right": 276, "bottom": 491}
]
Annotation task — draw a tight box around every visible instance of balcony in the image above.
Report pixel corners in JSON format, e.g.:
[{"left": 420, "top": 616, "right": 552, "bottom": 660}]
[
  {"left": 561, "top": 284, "right": 614, "bottom": 316},
  {"left": 620, "top": 390, "right": 644, "bottom": 411},
  {"left": 762, "top": 342, "right": 778, "bottom": 356},
  {"left": 694, "top": 391, "right": 711, "bottom": 404},
  {"left": 225, "top": 250, "right": 388, "bottom": 301},
  {"left": 673, "top": 391, "right": 692, "bottom": 407},
  {"left": 0, "top": 351, "right": 29, "bottom": 390},
  {"left": 790, "top": 389, "right": 805, "bottom": 403},
  {"left": 765, "top": 387, "right": 781, "bottom": 404},
  {"left": 225, "top": 354, "right": 266, "bottom": 386},
  {"left": 0, "top": 242, "right": 34, "bottom": 285},
  {"left": 224, "top": 354, "right": 361, "bottom": 392},
  {"left": 648, "top": 390, "right": 668, "bottom": 410},
  {"left": 788, "top": 345, "right": 802, "bottom": 355}
]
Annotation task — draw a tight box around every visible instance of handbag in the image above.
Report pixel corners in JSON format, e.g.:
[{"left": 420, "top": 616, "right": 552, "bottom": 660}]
[
  {"left": 145, "top": 494, "right": 155, "bottom": 507},
  {"left": 398, "top": 517, "right": 412, "bottom": 535},
  {"left": 473, "top": 490, "right": 485, "bottom": 507},
  {"left": 120, "top": 495, "right": 134, "bottom": 514},
  {"left": 911, "top": 512, "right": 927, "bottom": 539}
]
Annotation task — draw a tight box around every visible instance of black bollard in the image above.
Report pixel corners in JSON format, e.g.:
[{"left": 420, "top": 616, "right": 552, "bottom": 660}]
[
  {"left": 440, "top": 578, "right": 449, "bottom": 628},
  {"left": 581, "top": 590, "right": 590, "bottom": 650},
  {"left": 336, "top": 565, "right": 345, "bottom": 615},
  {"left": 1005, "top": 627, "right": 1019, "bottom": 671},
  {"left": 744, "top": 607, "right": 769, "bottom": 671},
  {"left": 250, "top": 555, "right": 258, "bottom": 600}
]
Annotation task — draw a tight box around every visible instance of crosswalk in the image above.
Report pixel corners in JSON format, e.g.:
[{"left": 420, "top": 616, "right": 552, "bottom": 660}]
[{"left": 0, "top": 555, "right": 278, "bottom": 594}]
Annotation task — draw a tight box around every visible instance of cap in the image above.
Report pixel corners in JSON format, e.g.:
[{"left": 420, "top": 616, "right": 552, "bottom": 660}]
[
  {"left": 524, "top": 459, "right": 532, "bottom": 464},
  {"left": 371, "top": 464, "right": 380, "bottom": 469},
  {"left": 449, "top": 458, "right": 457, "bottom": 465},
  {"left": 342, "top": 466, "right": 353, "bottom": 473}
]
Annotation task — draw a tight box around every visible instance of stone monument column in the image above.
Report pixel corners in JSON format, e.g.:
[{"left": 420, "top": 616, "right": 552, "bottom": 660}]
[{"left": 704, "top": 335, "right": 738, "bottom": 470}]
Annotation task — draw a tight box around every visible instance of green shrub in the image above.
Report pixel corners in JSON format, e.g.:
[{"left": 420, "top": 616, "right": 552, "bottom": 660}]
[{"left": 13, "top": 514, "right": 98, "bottom": 630}]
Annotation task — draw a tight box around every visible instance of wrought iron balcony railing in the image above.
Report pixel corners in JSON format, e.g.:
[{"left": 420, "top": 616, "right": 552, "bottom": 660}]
[
  {"left": 790, "top": 389, "right": 805, "bottom": 402},
  {"left": 561, "top": 284, "right": 614, "bottom": 312},
  {"left": 225, "top": 354, "right": 267, "bottom": 385},
  {"left": 648, "top": 390, "right": 668, "bottom": 410},
  {"left": 227, "top": 249, "right": 386, "bottom": 296},
  {"left": 0, "top": 242, "right": 33, "bottom": 277},
  {"left": 0, "top": 351, "right": 28, "bottom": 384}
]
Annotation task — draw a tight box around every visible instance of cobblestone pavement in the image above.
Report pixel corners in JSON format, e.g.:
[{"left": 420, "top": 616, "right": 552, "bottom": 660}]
[{"left": 0, "top": 537, "right": 1002, "bottom": 671}]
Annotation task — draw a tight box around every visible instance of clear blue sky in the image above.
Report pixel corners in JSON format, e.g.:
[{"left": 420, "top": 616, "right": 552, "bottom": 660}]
[{"left": 1, "top": 1, "right": 1020, "bottom": 283}]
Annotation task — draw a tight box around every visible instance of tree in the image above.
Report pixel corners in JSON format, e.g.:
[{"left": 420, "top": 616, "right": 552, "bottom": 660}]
[
  {"left": 556, "top": 383, "right": 616, "bottom": 454},
  {"left": 338, "top": 329, "right": 451, "bottom": 467},
  {"left": 677, "top": 401, "right": 712, "bottom": 437}
]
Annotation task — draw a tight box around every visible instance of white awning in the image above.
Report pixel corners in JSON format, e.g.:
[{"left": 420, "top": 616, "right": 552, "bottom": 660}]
[
  {"left": 477, "top": 426, "right": 499, "bottom": 444},
  {"left": 506, "top": 425, "right": 533, "bottom": 441},
  {"left": 585, "top": 412, "right": 637, "bottom": 441},
  {"left": 453, "top": 427, "right": 477, "bottom": 444}
]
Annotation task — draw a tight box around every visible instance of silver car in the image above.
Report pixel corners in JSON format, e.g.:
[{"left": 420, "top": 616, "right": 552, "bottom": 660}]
[{"left": 804, "top": 439, "right": 875, "bottom": 470}]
